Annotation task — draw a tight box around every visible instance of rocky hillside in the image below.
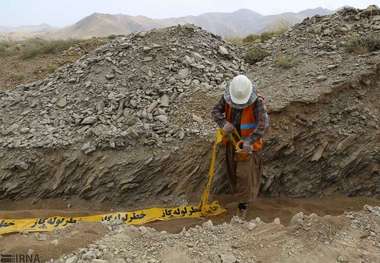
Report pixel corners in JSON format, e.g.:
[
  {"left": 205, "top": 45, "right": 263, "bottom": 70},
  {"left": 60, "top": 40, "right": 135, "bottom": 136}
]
[{"left": 0, "top": 6, "right": 379, "bottom": 204}]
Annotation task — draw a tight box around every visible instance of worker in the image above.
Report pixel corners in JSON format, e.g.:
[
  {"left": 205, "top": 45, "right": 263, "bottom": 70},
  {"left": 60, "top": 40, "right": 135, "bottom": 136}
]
[{"left": 212, "top": 74, "right": 269, "bottom": 218}]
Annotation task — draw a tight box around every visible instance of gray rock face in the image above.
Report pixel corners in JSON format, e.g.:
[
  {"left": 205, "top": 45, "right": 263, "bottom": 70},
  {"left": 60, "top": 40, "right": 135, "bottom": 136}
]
[{"left": 0, "top": 140, "right": 211, "bottom": 204}]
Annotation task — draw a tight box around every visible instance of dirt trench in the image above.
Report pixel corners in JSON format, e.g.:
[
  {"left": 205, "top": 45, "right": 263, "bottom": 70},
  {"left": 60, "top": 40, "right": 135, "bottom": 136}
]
[
  {"left": 0, "top": 66, "right": 379, "bottom": 207},
  {"left": 0, "top": 68, "right": 380, "bottom": 261}
]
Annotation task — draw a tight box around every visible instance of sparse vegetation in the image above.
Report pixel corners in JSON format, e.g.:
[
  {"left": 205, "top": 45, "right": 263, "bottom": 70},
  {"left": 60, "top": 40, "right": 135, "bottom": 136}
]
[
  {"left": 242, "top": 34, "right": 261, "bottom": 43},
  {"left": 242, "top": 29, "right": 287, "bottom": 44},
  {"left": 242, "top": 23, "right": 289, "bottom": 44},
  {"left": 244, "top": 47, "right": 270, "bottom": 64},
  {"left": 0, "top": 38, "right": 80, "bottom": 59},
  {"left": 274, "top": 54, "right": 297, "bottom": 69},
  {"left": 225, "top": 23, "right": 290, "bottom": 46},
  {"left": 19, "top": 39, "right": 80, "bottom": 60},
  {"left": 0, "top": 37, "right": 107, "bottom": 90},
  {"left": 0, "top": 41, "right": 19, "bottom": 57},
  {"left": 45, "top": 64, "right": 59, "bottom": 74},
  {"left": 107, "top": 34, "right": 120, "bottom": 40},
  {"left": 345, "top": 34, "right": 380, "bottom": 54},
  {"left": 9, "top": 73, "right": 26, "bottom": 81},
  {"left": 224, "top": 37, "right": 244, "bottom": 45}
]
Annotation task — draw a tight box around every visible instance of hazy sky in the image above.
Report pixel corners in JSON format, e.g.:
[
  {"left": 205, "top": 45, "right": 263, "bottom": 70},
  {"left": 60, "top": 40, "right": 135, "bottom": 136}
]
[{"left": 1, "top": 0, "right": 378, "bottom": 27}]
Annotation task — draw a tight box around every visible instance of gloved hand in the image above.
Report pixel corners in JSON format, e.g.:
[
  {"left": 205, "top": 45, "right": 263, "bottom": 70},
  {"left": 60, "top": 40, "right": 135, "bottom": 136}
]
[
  {"left": 223, "top": 122, "right": 234, "bottom": 134},
  {"left": 242, "top": 140, "right": 253, "bottom": 153}
]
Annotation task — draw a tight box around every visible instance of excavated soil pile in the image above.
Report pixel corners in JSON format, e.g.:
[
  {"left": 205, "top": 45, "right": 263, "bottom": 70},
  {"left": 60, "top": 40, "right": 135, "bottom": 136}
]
[
  {"left": 0, "top": 25, "right": 244, "bottom": 204},
  {"left": 0, "top": 25, "right": 243, "bottom": 149},
  {"left": 55, "top": 205, "right": 380, "bottom": 263}
]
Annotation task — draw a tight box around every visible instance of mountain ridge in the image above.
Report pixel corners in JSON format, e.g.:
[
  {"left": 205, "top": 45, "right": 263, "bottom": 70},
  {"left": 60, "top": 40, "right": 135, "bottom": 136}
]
[{"left": 0, "top": 7, "right": 333, "bottom": 39}]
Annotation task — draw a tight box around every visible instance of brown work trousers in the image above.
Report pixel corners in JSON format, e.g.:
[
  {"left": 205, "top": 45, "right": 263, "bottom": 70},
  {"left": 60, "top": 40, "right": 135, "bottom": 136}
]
[{"left": 225, "top": 143, "right": 263, "bottom": 203}]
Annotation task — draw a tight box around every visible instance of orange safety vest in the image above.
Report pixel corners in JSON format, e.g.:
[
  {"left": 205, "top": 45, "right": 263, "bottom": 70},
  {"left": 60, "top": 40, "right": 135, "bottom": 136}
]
[{"left": 225, "top": 103, "right": 264, "bottom": 151}]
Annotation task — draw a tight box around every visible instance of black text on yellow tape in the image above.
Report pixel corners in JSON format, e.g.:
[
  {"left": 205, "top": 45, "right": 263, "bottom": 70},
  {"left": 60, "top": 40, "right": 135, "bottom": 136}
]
[{"left": 0, "top": 202, "right": 225, "bottom": 235}]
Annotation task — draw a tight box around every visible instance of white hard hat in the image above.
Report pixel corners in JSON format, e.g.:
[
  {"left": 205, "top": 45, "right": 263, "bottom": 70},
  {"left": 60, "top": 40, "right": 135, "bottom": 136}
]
[{"left": 229, "top": 75, "right": 253, "bottom": 105}]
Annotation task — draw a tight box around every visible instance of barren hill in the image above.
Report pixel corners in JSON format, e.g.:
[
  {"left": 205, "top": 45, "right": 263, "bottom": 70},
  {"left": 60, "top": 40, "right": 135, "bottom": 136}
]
[
  {"left": 49, "top": 8, "right": 332, "bottom": 39},
  {"left": 53, "top": 13, "right": 162, "bottom": 40}
]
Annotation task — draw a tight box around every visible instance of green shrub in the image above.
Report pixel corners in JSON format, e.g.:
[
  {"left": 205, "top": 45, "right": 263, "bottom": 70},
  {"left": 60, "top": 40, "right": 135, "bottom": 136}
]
[
  {"left": 46, "top": 64, "right": 59, "bottom": 74},
  {"left": 108, "top": 34, "right": 120, "bottom": 40},
  {"left": 225, "top": 37, "right": 244, "bottom": 45},
  {"left": 0, "top": 41, "right": 18, "bottom": 57},
  {"left": 260, "top": 31, "right": 277, "bottom": 42},
  {"left": 244, "top": 47, "right": 270, "bottom": 64},
  {"left": 264, "top": 21, "right": 289, "bottom": 37},
  {"left": 243, "top": 26, "right": 288, "bottom": 44},
  {"left": 0, "top": 38, "right": 83, "bottom": 59},
  {"left": 20, "top": 38, "right": 80, "bottom": 60},
  {"left": 345, "top": 34, "right": 380, "bottom": 54},
  {"left": 243, "top": 34, "right": 261, "bottom": 43},
  {"left": 10, "top": 73, "right": 25, "bottom": 81},
  {"left": 275, "top": 55, "right": 297, "bottom": 69}
]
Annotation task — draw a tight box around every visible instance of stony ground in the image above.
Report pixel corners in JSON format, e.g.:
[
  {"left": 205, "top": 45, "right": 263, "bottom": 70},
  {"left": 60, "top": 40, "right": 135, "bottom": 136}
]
[
  {"left": 246, "top": 5, "right": 380, "bottom": 111},
  {"left": 51, "top": 205, "right": 380, "bottom": 263}
]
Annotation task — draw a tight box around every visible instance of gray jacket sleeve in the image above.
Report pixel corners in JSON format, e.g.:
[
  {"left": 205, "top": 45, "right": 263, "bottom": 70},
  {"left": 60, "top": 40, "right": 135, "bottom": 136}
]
[
  {"left": 246, "top": 98, "right": 267, "bottom": 144},
  {"left": 211, "top": 96, "right": 227, "bottom": 128}
]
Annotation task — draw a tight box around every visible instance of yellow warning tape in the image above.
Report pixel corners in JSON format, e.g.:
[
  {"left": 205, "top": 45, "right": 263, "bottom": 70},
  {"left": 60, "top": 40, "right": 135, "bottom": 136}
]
[
  {"left": 0, "top": 129, "right": 226, "bottom": 235},
  {"left": 0, "top": 202, "right": 224, "bottom": 235},
  {"left": 200, "top": 128, "right": 224, "bottom": 212}
]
